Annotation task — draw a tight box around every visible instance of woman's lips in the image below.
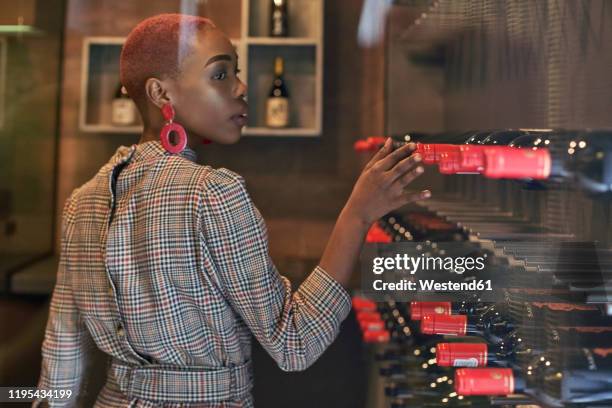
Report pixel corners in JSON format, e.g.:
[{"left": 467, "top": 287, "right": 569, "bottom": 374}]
[{"left": 231, "top": 113, "right": 248, "bottom": 127}]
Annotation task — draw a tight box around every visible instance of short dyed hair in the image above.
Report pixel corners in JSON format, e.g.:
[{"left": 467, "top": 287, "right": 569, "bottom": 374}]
[{"left": 120, "top": 14, "right": 216, "bottom": 108}]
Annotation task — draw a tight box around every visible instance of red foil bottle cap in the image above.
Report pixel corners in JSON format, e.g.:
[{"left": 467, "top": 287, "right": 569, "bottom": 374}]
[
  {"left": 359, "top": 320, "right": 385, "bottom": 331},
  {"left": 421, "top": 314, "right": 467, "bottom": 335},
  {"left": 455, "top": 368, "right": 514, "bottom": 395},
  {"left": 365, "top": 224, "right": 392, "bottom": 243},
  {"left": 438, "top": 151, "right": 462, "bottom": 174},
  {"left": 353, "top": 140, "right": 371, "bottom": 152},
  {"left": 417, "top": 143, "right": 437, "bottom": 164},
  {"left": 436, "top": 343, "right": 488, "bottom": 367},
  {"left": 352, "top": 297, "right": 377, "bottom": 312},
  {"left": 363, "top": 329, "right": 390, "bottom": 343},
  {"left": 356, "top": 311, "right": 382, "bottom": 322},
  {"left": 458, "top": 145, "right": 487, "bottom": 172},
  {"left": 409, "top": 302, "right": 452, "bottom": 320},
  {"left": 483, "top": 147, "right": 551, "bottom": 179},
  {"left": 366, "top": 136, "right": 387, "bottom": 148},
  {"left": 435, "top": 144, "right": 461, "bottom": 155}
]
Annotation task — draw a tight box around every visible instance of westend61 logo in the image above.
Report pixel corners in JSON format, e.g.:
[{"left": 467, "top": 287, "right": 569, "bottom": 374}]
[{"left": 372, "top": 253, "right": 486, "bottom": 275}]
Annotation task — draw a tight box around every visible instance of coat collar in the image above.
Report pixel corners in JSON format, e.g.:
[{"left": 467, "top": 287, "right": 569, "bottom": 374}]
[{"left": 110, "top": 140, "right": 198, "bottom": 167}]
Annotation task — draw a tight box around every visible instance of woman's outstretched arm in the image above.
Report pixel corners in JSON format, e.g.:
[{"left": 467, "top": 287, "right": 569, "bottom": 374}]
[
  {"left": 200, "top": 139, "right": 427, "bottom": 371},
  {"left": 319, "top": 139, "right": 428, "bottom": 287}
]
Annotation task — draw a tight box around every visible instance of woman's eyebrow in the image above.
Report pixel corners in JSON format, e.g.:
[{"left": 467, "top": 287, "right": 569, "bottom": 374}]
[{"left": 205, "top": 54, "right": 232, "bottom": 67}]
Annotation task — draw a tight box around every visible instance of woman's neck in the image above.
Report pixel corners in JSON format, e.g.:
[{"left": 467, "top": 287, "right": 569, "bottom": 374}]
[
  {"left": 138, "top": 126, "right": 160, "bottom": 145},
  {"left": 139, "top": 126, "right": 200, "bottom": 151}
]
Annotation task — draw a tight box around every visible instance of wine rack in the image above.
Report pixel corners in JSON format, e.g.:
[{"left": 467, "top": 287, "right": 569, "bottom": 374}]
[
  {"left": 354, "top": 132, "right": 612, "bottom": 407},
  {"left": 79, "top": 37, "right": 142, "bottom": 134},
  {"left": 78, "top": 0, "right": 324, "bottom": 137}
]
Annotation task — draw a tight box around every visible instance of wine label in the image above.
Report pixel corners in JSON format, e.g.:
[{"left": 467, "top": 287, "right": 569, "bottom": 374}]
[
  {"left": 112, "top": 99, "right": 136, "bottom": 126},
  {"left": 271, "top": 10, "right": 285, "bottom": 36},
  {"left": 437, "top": 343, "right": 487, "bottom": 367},
  {"left": 266, "top": 97, "right": 289, "bottom": 127},
  {"left": 532, "top": 302, "right": 598, "bottom": 311},
  {"left": 594, "top": 348, "right": 612, "bottom": 358},
  {"left": 453, "top": 358, "right": 480, "bottom": 367}
]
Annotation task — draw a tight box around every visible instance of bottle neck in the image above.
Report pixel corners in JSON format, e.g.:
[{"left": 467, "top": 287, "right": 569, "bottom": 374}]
[
  {"left": 466, "top": 317, "right": 516, "bottom": 341},
  {"left": 274, "top": 58, "right": 284, "bottom": 77}
]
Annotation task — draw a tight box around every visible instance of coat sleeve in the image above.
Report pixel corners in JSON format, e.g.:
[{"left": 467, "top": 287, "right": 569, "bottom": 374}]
[
  {"left": 199, "top": 169, "right": 352, "bottom": 372},
  {"left": 33, "top": 193, "right": 95, "bottom": 407}
]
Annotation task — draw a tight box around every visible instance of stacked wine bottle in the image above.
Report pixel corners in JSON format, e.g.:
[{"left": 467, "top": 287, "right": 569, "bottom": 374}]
[{"left": 354, "top": 130, "right": 612, "bottom": 407}]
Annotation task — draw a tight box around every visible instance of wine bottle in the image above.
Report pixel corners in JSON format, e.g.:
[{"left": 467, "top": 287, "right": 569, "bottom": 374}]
[
  {"left": 455, "top": 367, "right": 612, "bottom": 404},
  {"left": 379, "top": 361, "right": 448, "bottom": 378},
  {"left": 378, "top": 303, "right": 415, "bottom": 345},
  {"left": 567, "top": 130, "right": 612, "bottom": 194},
  {"left": 435, "top": 342, "right": 536, "bottom": 368},
  {"left": 510, "top": 130, "right": 612, "bottom": 194},
  {"left": 387, "top": 381, "right": 492, "bottom": 406},
  {"left": 420, "top": 313, "right": 516, "bottom": 344},
  {"left": 111, "top": 83, "right": 136, "bottom": 126},
  {"left": 270, "top": 0, "right": 288, "bottom": 37},
  {"left": 375, "top": 342, "right": 440, "bottom": 362},
  {"left": 476, "top": 129, "right": 531, "bottom": 145},
  {"left": 265, "top": 56, "right": 289, "bottom": 128},
  {"left": 409, "top": 302, "right": 491, "bottom": 321}
]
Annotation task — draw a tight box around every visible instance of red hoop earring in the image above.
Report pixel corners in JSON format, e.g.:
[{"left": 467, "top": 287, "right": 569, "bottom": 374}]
[{"left": 159, "top": 103, "right": 187, "bottom": 154}]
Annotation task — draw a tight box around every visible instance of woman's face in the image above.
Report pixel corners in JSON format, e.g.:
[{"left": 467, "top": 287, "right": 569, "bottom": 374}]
[{"left": 169, "top": 28, "right": 247, "bottom": 144}]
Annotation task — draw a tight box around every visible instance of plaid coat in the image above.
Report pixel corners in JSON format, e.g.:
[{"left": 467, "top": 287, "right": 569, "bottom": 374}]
[{"left": 35, "top": 141, "right": 351, "bottom": 407}]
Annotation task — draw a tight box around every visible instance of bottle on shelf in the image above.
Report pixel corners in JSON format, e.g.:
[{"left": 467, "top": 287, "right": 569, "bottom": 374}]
[
  {"left": 509, "top": 130, "right": 612, "bottom": 194},
  {"left": 420, "top": 313, "right": 516, "bottom": 345},
  {"left": 409, "top": 302, "right": 492, "bottom": 321},
  {"left": 455, "top": 367, "right": 612, "bottom": 404},
  {"left": 270, "top": 0, "right": 289, "bottom": 37},
  {"left": 566, "top": 130, "right": 612, "bottom": 194},
  {"left": 435, "top": 341, "right": 536, "bottom": 368},
  {"left": 265, "top": 56, "right": 290, "bottom": 128},
  {"left": 111, "top": 83, "right": 137, "bottom": 126},
  {"left": 386, "top": 379, "right": 493, "bottom": 407}
]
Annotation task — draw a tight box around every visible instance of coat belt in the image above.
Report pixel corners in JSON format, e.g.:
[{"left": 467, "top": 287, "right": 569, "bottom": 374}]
[{"left": 111, "top": 359, "right": 252, "bottom": 403}]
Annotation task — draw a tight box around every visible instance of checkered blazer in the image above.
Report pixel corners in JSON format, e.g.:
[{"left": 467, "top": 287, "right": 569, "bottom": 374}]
[{"left": 35, "top": 141, "right": 351, "bottom": 407}]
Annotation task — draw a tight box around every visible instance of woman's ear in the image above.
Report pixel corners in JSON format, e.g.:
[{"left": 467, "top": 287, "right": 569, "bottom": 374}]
[{"left": 144, "top": 77, "right": 171, "bottom": 108}]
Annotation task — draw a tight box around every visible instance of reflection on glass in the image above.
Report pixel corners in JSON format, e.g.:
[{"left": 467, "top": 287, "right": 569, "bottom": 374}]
[{"left": 0, "top": 0, "right": 65, "bottom": 274}]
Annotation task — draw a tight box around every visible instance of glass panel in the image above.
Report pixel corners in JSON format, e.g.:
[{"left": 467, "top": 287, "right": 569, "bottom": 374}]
[{"left": 0, "top": 0, "right": 65, "bottom": 274}]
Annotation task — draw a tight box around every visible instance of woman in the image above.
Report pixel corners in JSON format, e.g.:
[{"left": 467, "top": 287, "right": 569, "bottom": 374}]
[{"left": 36, "top": 14, "right": 427, "bottom": 407}]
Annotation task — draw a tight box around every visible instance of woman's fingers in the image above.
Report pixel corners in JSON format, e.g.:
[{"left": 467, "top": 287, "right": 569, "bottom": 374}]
[
  {"left": 387, "top": 153, "right": 423, "bottom": 183},
  {"left": 364, "top": 138, "right": 393, "bottom": 171},
  {"left": 396, "top": 163, "right": 425, "bottom": 187},
  {"left": 374, "top": 142, "right": 417, "bottom": 172},
  {"left": 399, "top": 189, "right": 431, "bottom": 205}
]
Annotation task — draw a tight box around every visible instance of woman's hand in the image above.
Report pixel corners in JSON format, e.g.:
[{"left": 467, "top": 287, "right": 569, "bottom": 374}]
[{"left": 345, "top": 138, "right": 430, "bottom": 225}]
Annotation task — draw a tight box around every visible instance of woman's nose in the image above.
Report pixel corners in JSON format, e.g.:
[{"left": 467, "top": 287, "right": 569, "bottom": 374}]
[{"left": 235, "top": 78, "right": 247, "bottom": 99}]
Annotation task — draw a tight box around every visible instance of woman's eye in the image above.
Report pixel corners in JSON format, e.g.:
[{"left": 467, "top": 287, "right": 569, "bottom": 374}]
[{"left": 213, "top": 71, "right": 227, "bottom": 80}]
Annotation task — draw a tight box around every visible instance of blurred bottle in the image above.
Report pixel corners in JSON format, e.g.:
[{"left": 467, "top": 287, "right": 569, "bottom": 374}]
[
  {"left": 455, "top": 367, "right": 612, "bottom": 404},
  {"left": 111, "top": 84, "right": 136, "bottom": 126},
  {"left": 270, "top": 0, "right": 288, "bottom": 37},
  {"left": 266, "top": 56, "right": 289, "bottom": 128}
]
